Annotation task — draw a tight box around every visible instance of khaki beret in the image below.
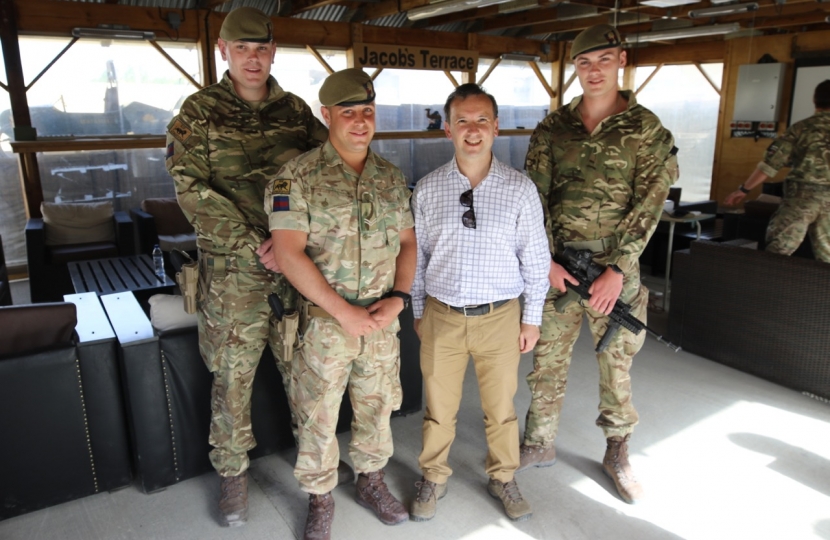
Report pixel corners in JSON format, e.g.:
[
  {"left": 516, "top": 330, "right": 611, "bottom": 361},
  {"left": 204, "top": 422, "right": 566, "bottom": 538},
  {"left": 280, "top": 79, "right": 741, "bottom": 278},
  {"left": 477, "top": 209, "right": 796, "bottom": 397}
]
[
  {"left": 319, "top": 68, "right": 376, "bottom": 107},
  {"left": 571, "top": 24, "right": 622, "bottom": 59},
  {"left": 219, "top": 7, "right": 273, "bottom": 43}
]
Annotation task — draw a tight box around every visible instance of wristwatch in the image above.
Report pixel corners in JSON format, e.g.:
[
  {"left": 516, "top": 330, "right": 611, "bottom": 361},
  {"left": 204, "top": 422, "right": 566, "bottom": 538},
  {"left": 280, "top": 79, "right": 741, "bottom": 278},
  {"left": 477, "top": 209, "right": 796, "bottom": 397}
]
[
  {"left": 738, "top": 184, "right": 750, "bottom": 194},
  {"left": 386, "top": 290, "right": 412, "bottom": 309},
  {"left": 608, "top": 264, "right": 624, "bottom": 275}
]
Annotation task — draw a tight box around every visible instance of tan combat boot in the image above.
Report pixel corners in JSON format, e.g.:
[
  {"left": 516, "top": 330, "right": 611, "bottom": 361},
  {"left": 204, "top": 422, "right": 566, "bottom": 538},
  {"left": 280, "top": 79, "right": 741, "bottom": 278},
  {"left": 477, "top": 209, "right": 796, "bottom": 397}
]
[
  {"left": 355, "top": 469, "right": 409, "bottom": 525},
  {"left": 487, "top": 478, "right": 532, "bottom": 521},
  {"left": 410, "top": 477, "right": 448, "bottom": 522},
  {"left": 602, "top": 434, "right": 644, "bottom": 504},
  {"left": 218, "top": 473, "right": 248, "bottom": 527},
  {"left": 304, "top": 492, "right": 335, "bottom": 540},
  {"left": 516, "top": 443, "right": 557, "bottom": 472}
]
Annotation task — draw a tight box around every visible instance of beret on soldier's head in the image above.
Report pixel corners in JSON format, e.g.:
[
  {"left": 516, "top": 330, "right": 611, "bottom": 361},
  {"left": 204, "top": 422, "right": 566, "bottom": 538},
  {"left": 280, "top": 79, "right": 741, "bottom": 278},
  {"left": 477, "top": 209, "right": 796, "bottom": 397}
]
[
  {"left": 571, "top": 24, "right": 622, "bottom": 60},
  {"left": 319, "top": 68, "right": 376, "bottom": 107},
  {"left": 219, "top": 7, "right": 273, "bottom": 43}
]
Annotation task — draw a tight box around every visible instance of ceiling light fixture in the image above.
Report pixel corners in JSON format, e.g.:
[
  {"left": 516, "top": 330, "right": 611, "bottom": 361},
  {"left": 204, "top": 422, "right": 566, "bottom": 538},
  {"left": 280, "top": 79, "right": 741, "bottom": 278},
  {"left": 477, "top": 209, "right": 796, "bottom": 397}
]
[
  {"left": 500, "top": 53, "right": 541, "bottom": 61},
  {"left": 689, "top": 2, "right": 759, "bottom": 18},
  {"left": 72, "top": 27, "right": 156, "bottom": 40},
  {"left": 407, "top": 0, "right": 513, "bottom": 20},
  {"left": 625, "top": 22, "right": 741, "bottom": 42}
]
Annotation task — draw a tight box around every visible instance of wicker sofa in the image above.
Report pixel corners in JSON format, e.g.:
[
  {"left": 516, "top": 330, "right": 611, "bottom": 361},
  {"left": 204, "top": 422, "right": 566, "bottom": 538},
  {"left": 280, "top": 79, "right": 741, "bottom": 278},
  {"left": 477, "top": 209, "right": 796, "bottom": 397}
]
[{"left": 668, "top": 241, "right": 830, "bottom": 400}]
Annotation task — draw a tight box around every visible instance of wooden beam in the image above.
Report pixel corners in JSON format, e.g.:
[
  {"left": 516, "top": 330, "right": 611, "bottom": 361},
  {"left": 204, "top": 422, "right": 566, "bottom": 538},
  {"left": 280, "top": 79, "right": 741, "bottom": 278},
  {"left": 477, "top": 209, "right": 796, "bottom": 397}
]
[
  {"left": 306, "top": 45, "right": 336, "bottom": 74},
  {"left": 444, "top": 70, "right": 460, "bottom": 87},
  {"left": 355, "top": 0, "right": 430, "bottom": 22},
  {"left": 694, "top": 62, "right": 721, "bottom": 95},
  {"left": 370, "top": 68, "right": 383, "bottom": 80},
  {"left": 1, "top": 0, "right": 41, "bottom": 218},
  {"left": 149, "top": 40, "right": 202, "bottom": 89},
  {"left": 477, "top": 58, "right": 501, "bottom": 85},
  {"left": 634, "top": 63, "right": 662, "bottom": 95},
  {"left": 476, "top": 6, "right": 561, "bottom": 33},
  {"left": 25, "top": 37, "right": 77, "bottom": 91},
  {"left": 529, "top": 61, "right": 555, "bottom": 98},
  {"left": 627, "top": 40, "right": 725, "bottom": 64}
]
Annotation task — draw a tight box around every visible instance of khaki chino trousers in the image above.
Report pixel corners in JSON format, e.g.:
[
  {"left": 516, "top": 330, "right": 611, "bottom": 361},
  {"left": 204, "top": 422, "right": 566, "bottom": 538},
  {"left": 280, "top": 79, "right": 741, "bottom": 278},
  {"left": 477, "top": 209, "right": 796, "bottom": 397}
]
[{"left": 418, "top": 296, "right": 522, "bottom": 484}]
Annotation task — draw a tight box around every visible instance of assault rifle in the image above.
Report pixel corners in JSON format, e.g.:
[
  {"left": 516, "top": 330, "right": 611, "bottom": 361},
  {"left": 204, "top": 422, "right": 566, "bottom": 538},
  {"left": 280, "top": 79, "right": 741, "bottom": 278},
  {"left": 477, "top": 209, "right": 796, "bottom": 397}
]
[{"left": 553, "top": 248, "right": 681, "bottom": 354}]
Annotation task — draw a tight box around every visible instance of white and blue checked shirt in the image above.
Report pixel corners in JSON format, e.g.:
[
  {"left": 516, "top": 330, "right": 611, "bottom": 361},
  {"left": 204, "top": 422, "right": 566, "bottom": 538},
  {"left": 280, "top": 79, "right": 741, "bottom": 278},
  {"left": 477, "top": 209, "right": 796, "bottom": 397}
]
[{"left": 410, "top": 155, "right": 550, "bottom": 325}]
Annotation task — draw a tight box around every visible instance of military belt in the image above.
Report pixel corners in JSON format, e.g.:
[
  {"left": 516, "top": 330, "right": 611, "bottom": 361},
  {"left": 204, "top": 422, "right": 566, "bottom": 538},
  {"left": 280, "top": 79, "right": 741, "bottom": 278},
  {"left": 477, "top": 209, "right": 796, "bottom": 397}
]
[
  {"left": 307, "top": 305, "right": 334, "bottom": 319},
  {"left": 563, "top": 236, "right": 618, "bottom": 254}
]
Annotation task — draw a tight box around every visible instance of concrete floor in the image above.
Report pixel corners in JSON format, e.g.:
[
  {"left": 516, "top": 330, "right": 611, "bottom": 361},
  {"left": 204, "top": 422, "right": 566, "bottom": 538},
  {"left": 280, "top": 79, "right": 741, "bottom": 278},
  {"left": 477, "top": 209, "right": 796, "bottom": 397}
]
[{"left": 2, "top": 278, "right": 830, "bottom": 539}]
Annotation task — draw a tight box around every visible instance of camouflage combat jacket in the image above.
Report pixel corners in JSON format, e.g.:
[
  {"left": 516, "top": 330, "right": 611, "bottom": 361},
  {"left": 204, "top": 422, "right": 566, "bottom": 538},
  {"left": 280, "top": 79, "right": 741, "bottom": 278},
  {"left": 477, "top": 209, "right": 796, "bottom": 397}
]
[
  {"left": 165, "top": 72, "right": 328, "bottom": 259},
  {"left": 757, "top": 111, "right": 830, "bottom": 187},
  {"left": 266, "top": 141, "right": 414, "bottom": 307},
  {"left": 525, "top": 90, "right": 678, "bottom": 273}
]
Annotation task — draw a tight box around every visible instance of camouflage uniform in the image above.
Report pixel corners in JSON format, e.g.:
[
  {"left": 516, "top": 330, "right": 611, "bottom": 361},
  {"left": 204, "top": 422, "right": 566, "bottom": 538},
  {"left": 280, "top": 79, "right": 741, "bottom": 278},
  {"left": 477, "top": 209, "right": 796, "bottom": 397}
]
[
  {"left": 166, "top": 72, "right": 328, "bottom": 477},
  {"left": 757, "top": 111, "right": 830, "bottom": 262},
  {"left": 266, "top": 141, "right": 413, "bottom": 494},
  {"left": 523, "top": 90, "right": 678, "bottom": 444}
]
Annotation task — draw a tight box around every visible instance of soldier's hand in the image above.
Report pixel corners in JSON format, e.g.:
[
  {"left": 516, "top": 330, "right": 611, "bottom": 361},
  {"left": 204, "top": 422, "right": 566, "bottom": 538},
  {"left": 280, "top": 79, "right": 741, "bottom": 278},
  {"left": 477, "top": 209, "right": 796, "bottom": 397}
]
[
  {"left": 257, "top": 238, "right": 282, "bottom": 273},
  {"left": 519, "top": 323, "right": 540, "bottom": 353},
  {"left": 550, "top": 260, "right": 579, "bottom": 293},
  {"left": 724, "top": 190, "right": 746, "bottom": 207},
  {"left": 367, "top": 298, "right": 403, "bottom": 330},
  {"left": 587, "top": 267, "right": 623, "bottom": 315},
  {"left": 337, "top": 304, "right": 380, "bottom": 337}
]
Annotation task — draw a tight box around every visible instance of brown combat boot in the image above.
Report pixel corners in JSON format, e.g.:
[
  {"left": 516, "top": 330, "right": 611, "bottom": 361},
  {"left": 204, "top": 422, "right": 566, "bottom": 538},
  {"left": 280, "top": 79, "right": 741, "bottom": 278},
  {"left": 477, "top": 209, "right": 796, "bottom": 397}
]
[
  {"left": 304, "top": 492, "right": 335, "bottom": 540},
  {"left": 218, "top": 473, "right": 248, "bottom": 527},
  {"left": 602, "top": 434, "right": 644, "bottom": 504},
  {"left": 516, "top": 443, "right": 557, "bottom": 472},
  {"left": 410, "top": 477, "right": 448, "bottom": 522},
  {"left": 355, "top": 469, "right": 409, "bottom": 525}
]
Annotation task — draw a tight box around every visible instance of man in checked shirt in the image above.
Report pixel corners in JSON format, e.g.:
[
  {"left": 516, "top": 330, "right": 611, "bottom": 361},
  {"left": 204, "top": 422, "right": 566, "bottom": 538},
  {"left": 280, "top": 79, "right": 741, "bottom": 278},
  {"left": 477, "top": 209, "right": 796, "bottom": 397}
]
[{"left": 409, "top": 83, "right": 550, "bottom": 523}]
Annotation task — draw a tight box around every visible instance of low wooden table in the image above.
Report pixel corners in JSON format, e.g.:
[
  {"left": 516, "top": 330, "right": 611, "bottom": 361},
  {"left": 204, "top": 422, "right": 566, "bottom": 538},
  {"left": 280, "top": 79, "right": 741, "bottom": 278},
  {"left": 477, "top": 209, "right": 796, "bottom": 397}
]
[{"left": 68, "top": 254, "right": 176, "bottom": 298}]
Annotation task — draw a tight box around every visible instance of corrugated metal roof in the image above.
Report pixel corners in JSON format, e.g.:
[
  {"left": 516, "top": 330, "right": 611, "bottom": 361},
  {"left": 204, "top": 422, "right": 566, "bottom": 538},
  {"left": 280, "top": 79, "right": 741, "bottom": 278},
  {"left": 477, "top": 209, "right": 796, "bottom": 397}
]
[
  {"left": 364, "top": 13, "right": 409, "bottom": 27},
  {"left": 292, "top": 4, "right": 348, "bottom": 20},
  {"left": 212, "top": 0, "right": 280, "bottom": 14},
  {"left": 423, "top": 22, "right": 468, "bottom": 33}
]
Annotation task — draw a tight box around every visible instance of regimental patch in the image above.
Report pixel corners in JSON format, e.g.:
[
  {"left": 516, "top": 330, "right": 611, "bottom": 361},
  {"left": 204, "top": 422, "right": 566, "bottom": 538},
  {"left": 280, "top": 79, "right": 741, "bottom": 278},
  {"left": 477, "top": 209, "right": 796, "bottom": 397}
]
[
  {"left": 272, "top": 195, "right": 290, "bottom": 212},
  {"left": 166, "top": 141, "right": 175, "bottom": 159},
  {"left": 271, "top": 178, "right": 291, "bottom": 195},
  {"left": 169, "top": 119, "right": 193, "bottom": 144},
  {"left": 766, "top": 144, "right": 779, "bottom": 159}
]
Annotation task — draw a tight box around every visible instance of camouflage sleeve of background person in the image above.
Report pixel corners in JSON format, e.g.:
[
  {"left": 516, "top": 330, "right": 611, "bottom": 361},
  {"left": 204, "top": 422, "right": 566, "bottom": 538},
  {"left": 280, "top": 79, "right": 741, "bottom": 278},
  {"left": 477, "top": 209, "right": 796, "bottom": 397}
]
[
  {"left": 166, "top": 96, "right": 266, "bottom": 252},
  {"left": 524, "top": 122, "right": 557, "bottom": 253},
  {"left": 606, "top": 118, "right": 678, "bottom": 273},
  {"left": 756, "top": 122, "right": 801, "bottom": 178}
]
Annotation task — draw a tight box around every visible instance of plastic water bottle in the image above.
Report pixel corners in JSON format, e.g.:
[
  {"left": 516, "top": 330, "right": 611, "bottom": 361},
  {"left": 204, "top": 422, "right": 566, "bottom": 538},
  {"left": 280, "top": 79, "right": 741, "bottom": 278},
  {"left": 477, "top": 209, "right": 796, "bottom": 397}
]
[{"left": 152, "top": 244, "right": 165, "bottom": 279}]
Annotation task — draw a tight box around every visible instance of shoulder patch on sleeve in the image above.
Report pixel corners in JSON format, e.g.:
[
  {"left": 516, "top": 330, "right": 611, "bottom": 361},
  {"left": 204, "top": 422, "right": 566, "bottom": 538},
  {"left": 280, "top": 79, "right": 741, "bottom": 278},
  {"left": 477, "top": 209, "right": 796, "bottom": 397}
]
[
  {"left": 169, "top": 119, "right": 193, "bottom": 144},
  {"left": 271, "top": 178, "right": 291, "bottom": 195}
]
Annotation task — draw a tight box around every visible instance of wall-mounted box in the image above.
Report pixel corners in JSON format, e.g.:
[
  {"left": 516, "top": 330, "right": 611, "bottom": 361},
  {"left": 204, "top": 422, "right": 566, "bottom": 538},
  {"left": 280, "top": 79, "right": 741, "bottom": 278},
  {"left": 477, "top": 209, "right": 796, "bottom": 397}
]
[{"left": 732, "top": 63, "right": 786, "bottom": 122}]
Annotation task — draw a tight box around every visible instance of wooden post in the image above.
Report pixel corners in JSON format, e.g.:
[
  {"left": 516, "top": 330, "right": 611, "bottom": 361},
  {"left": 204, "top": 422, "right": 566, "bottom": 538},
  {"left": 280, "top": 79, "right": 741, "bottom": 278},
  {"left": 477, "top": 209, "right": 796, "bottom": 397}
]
[{"left": 1, "top": 0, "right": 41, "bottom": 218}]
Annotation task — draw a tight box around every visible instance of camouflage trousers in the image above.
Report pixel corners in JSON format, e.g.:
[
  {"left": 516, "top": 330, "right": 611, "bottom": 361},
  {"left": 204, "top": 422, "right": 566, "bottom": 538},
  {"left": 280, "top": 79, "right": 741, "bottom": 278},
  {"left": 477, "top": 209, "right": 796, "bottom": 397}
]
[
  {"left": 524, "top": 269, "right": 647, "bottom": 445},
  {"left": 198, "top": 252, "right": 298, "bottom": 477},
  {"left": 293, "top": 316, "right": 403, "bottom": 495},
  {"left": 765, "top": 182, "right": 830, "bottom": 263}
]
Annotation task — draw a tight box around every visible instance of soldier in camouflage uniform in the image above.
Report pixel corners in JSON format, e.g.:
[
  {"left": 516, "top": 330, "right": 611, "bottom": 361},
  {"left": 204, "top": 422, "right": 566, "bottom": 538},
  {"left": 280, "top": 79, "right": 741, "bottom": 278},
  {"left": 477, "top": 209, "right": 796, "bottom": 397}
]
[
  {"left": 165, "top": 7, "right": 330, "bottom": 527},
  {"left": 725, "top": 80, "right": 830, "bottom": 262},
  {"left": 267, "top": 68, "right": 416, "bottom": 540},
  {"left": 518, "top": 25, "right": 678, "bottom": 504}
]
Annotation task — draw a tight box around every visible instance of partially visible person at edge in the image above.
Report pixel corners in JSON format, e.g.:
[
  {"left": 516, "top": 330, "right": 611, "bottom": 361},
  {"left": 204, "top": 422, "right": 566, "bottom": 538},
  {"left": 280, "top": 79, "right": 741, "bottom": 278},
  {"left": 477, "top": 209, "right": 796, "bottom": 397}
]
[
  {"left": 518, "top": 24, "right": 679, "bottom": 504},
  {"left": 408, "top": 83, "right": 549, "bottom": 523},
  {"left": 724, "top": 79, "right": 830, "bottom": 263},
  {"left": 266, "top": 68, "right": 416, "bottom": 540},
  {"left": 165, "top": 7, "right": 354, "bottom": 528}
]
